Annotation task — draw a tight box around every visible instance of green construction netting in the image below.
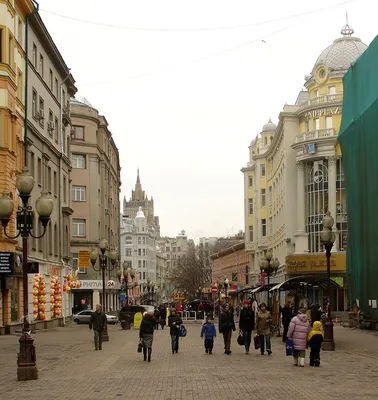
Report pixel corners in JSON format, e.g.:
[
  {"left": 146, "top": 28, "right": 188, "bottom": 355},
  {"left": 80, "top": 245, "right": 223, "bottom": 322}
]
[{"left": 338, "top": 34, "right": 378, "bottom": 319}]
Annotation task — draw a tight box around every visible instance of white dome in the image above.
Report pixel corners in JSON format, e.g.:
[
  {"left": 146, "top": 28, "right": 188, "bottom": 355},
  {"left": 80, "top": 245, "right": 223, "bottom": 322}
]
[
  {"left": 312, "top": 24, "right": 367, "bottom": 73},
  {"left": 262, "top": 118, "right": 276, "bottom": 133},
  {"left": 250, "top": 135, "right": 258, "bottom": 147}
]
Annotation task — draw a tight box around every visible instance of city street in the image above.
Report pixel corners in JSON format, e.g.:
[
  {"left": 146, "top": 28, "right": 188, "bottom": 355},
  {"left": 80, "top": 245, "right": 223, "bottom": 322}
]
[{"left": 1, "top": 323, "right": 378, "bottom": 399}]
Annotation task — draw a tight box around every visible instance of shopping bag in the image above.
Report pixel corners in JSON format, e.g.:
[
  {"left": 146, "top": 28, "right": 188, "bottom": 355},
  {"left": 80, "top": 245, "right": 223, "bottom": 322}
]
[
  {"left": 254, "top": 334, "right": 260, "bottom": 350},
  {"left": 237, "top": 332, "right": 244, "bottom": 346},
  {"left": 137, "top": 340, "right": 143, "bottom": 353},
  {"left": 179, "top": 324, "right": 187, "bottom": 337},
  {"left": 285, "top": 339, "right": 294, "bottom": 356}
]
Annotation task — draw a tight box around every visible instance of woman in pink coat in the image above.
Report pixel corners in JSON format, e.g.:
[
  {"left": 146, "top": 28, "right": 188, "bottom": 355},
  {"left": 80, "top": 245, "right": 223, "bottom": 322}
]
[{"left": 287, "top": 309, "right": 310, "bottom": 367}]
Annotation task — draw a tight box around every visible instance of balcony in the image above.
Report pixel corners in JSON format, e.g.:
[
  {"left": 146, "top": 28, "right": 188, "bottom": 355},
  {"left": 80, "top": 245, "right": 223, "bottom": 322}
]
[
  {"left": 296, "top": 128, "right": 336, "bottom": 143},
  {"left": 257, "top": 238, "right": 268, "bottom": 249},
  {"left": 299, "top": 93, "right": 343, "bottom": 111}
]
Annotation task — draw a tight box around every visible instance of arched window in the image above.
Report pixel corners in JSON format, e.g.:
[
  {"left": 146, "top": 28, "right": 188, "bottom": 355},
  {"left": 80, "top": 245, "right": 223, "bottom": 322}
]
[{"left": 125, "top": 236, "right": 132, "bottom": 245}]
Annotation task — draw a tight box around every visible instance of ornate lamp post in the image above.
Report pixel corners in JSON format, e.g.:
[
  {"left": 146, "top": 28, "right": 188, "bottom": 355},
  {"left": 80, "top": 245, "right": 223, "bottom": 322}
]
[
  {"left": 259, "top": 249, "right": 279, "bottom": 306},
  {"left": 320, "top": 211, "right": 336, "bottom": 351},
  {"left": 0, "top": 167, "right": 53, "bottom": 381},
  {"left": 89, "top": 239, "right": 117, "bottom": 342}
]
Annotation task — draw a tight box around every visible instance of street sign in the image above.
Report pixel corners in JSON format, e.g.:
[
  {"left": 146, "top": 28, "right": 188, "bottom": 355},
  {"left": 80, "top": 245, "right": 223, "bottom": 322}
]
[
  {"left": 78, "top": 251, "right": 90, "bottom": 268},
  {"left": 0, "top": 252, "right": 14, "bottom": 275},
  {"left": 211, "top": 286, "right": 218, "bottom": 294}
]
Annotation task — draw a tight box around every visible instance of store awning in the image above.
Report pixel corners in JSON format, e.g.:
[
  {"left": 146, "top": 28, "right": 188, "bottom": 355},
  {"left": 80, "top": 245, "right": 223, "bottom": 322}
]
[{"left": 269, "top": 275, "right": 340, "bottom": 292}]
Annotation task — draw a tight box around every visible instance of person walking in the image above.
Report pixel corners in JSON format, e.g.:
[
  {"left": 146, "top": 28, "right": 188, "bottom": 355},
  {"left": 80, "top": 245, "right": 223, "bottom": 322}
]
[
  {"left": 200, "top": 316, "right": 217, "bottom": 354},
  {"left": 89, "top": 304, "right": 107, "bottom": 351},
  {"left": 310, "top": 304, "right": 322, "bottom": 328},
  {"left": 239, "top": 300, "right": 255, "bottom": 354},
  {"left": 281, "top": 302, "right": 293, "bottom": 342},
  {"left": 153, "top": 306, "right": 160, "bottom": 330},
  {"left": 139, "top": 312, "right": 156, "bottom": 362},
  {"left": 219, "top": 304, "right": 235, "bottom": 355},
  {"left": 307, "top": 320, "right": 323, "bottom": 367},
  {"left": 159, "top": 304, "right": 167, "bottom": 329},
  {"left": 168, "top": 309, "right": 183, "bottom": 354},
  {"left": 256, "top": 303, "right": 272, "bottom": 355},
  {"left": 287, "top": 309, "right": 311, "bottom": 367}
]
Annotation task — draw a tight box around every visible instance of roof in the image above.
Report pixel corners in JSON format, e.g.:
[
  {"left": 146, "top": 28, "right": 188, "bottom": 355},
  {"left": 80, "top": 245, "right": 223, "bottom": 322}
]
[
  {"left": 269, "top": 275, "right": 340, "bottom": 292},
  {"left": 262, "top": 118, "right": 277, "bottom": 132}
]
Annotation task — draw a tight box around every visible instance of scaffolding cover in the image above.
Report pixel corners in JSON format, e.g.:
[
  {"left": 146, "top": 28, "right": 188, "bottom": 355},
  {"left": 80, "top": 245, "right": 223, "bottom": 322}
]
[{"left": 338, "top": 34, "right": 378, "bottom": 318}]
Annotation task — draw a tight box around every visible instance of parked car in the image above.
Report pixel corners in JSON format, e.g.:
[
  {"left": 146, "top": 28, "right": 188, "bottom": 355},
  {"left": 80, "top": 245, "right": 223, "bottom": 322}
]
[
  {"left": 118, "top": 305, "right": 151, "bottom": 322},
  {"left": 72, "top": 310, "right": 118, "bottom": 325}
]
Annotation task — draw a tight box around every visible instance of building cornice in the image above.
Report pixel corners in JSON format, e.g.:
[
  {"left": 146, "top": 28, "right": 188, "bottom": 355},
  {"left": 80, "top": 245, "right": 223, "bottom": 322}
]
[{"left": 210, "top": 241, "right": 245, "bottom": 260}]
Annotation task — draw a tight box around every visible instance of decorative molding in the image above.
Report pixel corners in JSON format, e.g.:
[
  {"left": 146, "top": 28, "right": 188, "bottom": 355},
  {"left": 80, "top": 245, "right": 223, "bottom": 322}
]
[
  {"left": 296, "top": 161, "right": 305, "bottom": 171},
  {"left": 326, "top": 156, "right": 337, "bottom": 167}
]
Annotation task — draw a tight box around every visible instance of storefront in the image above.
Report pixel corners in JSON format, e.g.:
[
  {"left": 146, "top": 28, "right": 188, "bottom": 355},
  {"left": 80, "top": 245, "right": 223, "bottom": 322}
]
[{"left": 285, "top": 252, "right": 347, "bottom": 311}]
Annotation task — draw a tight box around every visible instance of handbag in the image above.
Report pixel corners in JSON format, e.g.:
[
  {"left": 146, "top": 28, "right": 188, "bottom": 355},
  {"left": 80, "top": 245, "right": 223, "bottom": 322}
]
[
  {"left": 179, "top": 324, "right": 187, "bottom": 337},
  {"left": 137, "top": 339, "right": 143, "bottom": 353},
  {"left": 237, "top": 331, "right": 244, "bottom": 346},
  {"left": 285, "top": 338, "right": 294, "bottom": 356},
  {"left": 254, "top": 334, "right": 260, "bottom": 350}
]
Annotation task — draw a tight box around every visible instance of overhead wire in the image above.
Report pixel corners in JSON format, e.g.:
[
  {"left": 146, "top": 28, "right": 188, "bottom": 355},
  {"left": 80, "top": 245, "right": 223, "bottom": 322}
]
[{"left": 40, "top": 0, "right": 356, "bottom": 32}]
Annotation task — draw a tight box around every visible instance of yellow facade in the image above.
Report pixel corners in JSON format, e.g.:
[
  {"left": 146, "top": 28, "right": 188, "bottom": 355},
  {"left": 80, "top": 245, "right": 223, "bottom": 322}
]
[{"left": 0, "top": 0, "right": 34, "bottom": 327}]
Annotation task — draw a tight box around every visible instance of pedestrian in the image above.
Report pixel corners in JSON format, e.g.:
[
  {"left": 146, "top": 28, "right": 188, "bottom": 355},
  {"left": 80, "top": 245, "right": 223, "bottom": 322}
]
[
  {"left": 239, "top": 300, "right": 255, "bottom": 355},
  {"left": 256, "top": 302, "right": 272, "bottom": 355},
  {"left": 168, "top": 309, "right": 183, "bottom": 354},
  {"left": 159, "top": 304, "right": 167, "bottom": 329},
  {"left": 219, "top": 304, "right": 235, "bottom": 355},
  {"left": 200, "top": 316, "right": 217, "bottom": 354},
  {"left": 139, "top": 312, "right": 156, "bottom": 362},
  {"left": 307, "top": 320, "right": 323, "bottom": 367},
  {"left": 89, "top": 304, "right": 107, "bottom": 351},
  {"left": 153, "top": 306, "right": 160, "bottom": 330},
  {"left": 281, "top": 302, "right": 293, "bottom": 342},
  {"left": 310, "top": 304, "right": 322, "bottom": 327},
  {"left": 287, "top": 309, "right": 311, "bottom": 367},
  {"left": 198, "top": 302, "right": 204, "bottom": 320}
]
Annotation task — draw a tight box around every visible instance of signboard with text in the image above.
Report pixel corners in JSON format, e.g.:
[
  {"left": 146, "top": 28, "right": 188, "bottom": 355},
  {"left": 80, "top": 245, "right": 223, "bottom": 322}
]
[
  {"left": 286, "top": 253, "right": 346, "bottom": 273},
  {"left": 78, "top": 251, "right": 90, "bottom": 268},
  {"left": 0, "top": 252, "right": 14, "bottom": 275}
]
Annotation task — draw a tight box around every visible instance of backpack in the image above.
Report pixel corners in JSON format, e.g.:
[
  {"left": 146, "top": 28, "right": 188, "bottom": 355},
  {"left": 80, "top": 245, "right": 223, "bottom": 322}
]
[{"left": 179, "top": 324, "right": 187, "bottom": 337}]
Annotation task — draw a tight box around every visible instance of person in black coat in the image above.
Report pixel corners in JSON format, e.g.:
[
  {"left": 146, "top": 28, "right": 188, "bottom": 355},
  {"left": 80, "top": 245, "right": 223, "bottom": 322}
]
[
  {"left": 168, "top": 310, "right": 183, "bottom": 354},
  {"left": 139, "top": 312, "right": 156, "bottom": 362},
  {"left": 239, "top": 300, "right": 255, "bottom": 354},
  {"left": 310, "top": 304, "right": 322, "bottom": 327},
  {"left": 219, "top": 304, "right": 236, "bottom": 355},
  {"left": 159, "top": 305, "right": 167, "bottom": 329},
  {"left": 281, "top": 303, "right": 293, "bottom": 342}
]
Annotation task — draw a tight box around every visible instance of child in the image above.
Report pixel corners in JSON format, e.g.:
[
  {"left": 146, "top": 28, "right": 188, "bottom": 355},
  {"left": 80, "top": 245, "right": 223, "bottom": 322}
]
[
  {"left": 307, "top": 320, "right": 323, "bottom": 366},
  {"left": 200, "top": 316, "right": 217, "bottom": 354}
]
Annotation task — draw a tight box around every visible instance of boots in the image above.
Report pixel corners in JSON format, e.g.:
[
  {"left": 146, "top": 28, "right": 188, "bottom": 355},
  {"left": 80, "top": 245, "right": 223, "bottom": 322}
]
[
  {"left": 299, "top": 357, "right": 305, "bottom": 367},
  {"left": 143, "top": 348, "right": 147, "bottom": 361},
  {"left": 147, "top": 348, "right": 152, "bottom": 362}
]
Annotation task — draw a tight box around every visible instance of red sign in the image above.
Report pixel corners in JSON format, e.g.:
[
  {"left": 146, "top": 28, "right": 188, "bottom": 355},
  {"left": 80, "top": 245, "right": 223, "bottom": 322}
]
[
  {"left": 211, "top": 286, "right": 218, "bottom": 294},
  {"left": 260, "top": 272, "right": 265, "bottom": 286}
]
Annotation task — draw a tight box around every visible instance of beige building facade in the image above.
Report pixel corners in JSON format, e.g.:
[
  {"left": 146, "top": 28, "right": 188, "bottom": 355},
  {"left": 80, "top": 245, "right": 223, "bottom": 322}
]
[{"left": 69, "top": 98, "right": 121, "bottom": 312}]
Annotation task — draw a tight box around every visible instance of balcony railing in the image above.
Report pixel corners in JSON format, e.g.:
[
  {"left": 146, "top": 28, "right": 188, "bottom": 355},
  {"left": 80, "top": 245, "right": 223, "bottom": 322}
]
[
  {"left": 296, "top": 128, "right": 336, "bottom": 143},
  {"left": 299, "top": 93, "right": 343, "bottom": 110}
]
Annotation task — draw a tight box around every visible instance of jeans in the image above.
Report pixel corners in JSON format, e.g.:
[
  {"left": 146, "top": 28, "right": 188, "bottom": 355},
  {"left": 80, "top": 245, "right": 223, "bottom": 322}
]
[
  {"left": 259, "top": 334, "right": 271, "bottom": 353},
  {"left": 223, "top": 330, "right": 232, "bottom": 353},
  {"left": 171, "top": 333, "right": 179, "bottom": 353},
  {"left": 94, "top": 329, "right": 103, "bottom": 349},
  {"left": 204, "top": 339, "right": 214, "bottom": 353},
  {"left": 242, "top": 330, "right": 252, "bottom": 352}
]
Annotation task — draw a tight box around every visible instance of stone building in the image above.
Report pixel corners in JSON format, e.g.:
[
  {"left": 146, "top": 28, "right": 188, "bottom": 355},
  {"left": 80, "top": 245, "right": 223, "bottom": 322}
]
[{"left": 69, "top": 97, "right": 121, "bottom": 312}]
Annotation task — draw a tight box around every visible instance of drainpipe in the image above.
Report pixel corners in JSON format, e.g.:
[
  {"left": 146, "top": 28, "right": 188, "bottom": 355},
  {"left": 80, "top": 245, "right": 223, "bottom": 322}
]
[{"left": 23, "top": 0, "right": 39, "bottom": 166}]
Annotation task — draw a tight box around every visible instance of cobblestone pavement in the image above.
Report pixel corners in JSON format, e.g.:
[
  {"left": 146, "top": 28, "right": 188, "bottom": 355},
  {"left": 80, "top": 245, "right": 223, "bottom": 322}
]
[{"left": 0, "top": 322, "right": 378, "bottom": 400}]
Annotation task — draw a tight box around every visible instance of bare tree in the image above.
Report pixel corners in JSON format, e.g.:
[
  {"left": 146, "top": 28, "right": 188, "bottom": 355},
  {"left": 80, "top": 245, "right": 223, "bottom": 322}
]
[{"left": 168, "top": 253, "right": 207, "bottom": 299}]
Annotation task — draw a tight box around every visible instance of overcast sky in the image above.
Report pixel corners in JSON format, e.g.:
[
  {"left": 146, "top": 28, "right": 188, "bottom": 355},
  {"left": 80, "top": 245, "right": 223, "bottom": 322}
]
[{"left": 40, "top": 0, "right": 377, "bottom": 242}]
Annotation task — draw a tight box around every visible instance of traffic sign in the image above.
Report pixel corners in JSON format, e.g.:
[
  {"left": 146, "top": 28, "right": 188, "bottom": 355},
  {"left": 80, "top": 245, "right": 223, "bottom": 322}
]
[
  {"left": 211, "top": 286, "right": 218, "bottom": 294},
  {"left": 78, "top": 251, "right": 90, "bottom": 268}
]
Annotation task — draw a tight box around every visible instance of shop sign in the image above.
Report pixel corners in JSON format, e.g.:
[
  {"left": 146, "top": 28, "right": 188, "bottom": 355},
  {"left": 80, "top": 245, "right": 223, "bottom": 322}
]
[
  {"left": 286, "top": 253, "right": 346, "bottom": 272},
  {"left": 27, "top": 262, "right": 39, "bottom": 274},
  {"left": 78, "top": 251, "right": 90, "bottom": 268},
  {"left": 304, "top": 107, "right": 341, "bottom": 120},
  {"left": 107, "top": 280, "right": 115, "bottom": 288},
  {"left": 331, "top": 277, "right": 344, "bottom": 287},
  {"left": 77, "top": 280, "right": 103, "bottom": 289},
  {"left": 0, "top": 252, "right": 14, "bottom": 275}
]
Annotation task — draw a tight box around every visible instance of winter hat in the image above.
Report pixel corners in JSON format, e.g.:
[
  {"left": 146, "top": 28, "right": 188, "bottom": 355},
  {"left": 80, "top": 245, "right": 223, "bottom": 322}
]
[
  {"left": 243, "top": 300, "right": 249, "bottom": 305},
  {"left": 259, "top": 302, "right": 266, "bottom": 308}
]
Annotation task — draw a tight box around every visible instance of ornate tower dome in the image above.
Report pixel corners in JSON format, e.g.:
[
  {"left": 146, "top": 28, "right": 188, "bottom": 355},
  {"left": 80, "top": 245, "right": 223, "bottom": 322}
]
[
  {"left": 312, "top": 21, "right": 367, "bottom": 75},
  {"left": 262, "top": 118, "right": 277, "bottom": 132}
]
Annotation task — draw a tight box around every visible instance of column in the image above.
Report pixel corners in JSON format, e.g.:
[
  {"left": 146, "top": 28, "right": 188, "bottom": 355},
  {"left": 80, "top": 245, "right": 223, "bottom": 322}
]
[
  {"left": 327, "top": 156, "right": 339, "bottom": 251},
  {"left": 294, "top": 161, "right": 308, "bottom": 253}
]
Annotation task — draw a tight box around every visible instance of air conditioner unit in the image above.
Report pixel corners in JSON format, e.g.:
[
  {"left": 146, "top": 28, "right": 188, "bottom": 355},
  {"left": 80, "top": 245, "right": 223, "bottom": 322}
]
[{"left": 38, "top": 110, "right": 44, "bottom": 120}]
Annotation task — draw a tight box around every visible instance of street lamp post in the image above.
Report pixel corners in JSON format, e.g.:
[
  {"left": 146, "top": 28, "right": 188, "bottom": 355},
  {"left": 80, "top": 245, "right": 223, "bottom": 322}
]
[
  {"left": 259, "top": 250, "right": 280, "bottom": 306},
  {"left": 0, "top": 167, "right": 53, "bottom": 381},
  {"left": 320, "top": 211, "right": 336, "bottom": 351},
  {"left": 90, "top": 239, "right": 117, "bottom": 342}
]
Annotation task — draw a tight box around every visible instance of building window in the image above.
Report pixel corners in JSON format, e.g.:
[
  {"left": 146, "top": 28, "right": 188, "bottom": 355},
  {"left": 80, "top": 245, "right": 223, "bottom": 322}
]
[
  {"left": 8, "top": 35, "right": 13, "bottom": 66},
  {"left": 125, "top": 236, "right": 132, "bottom": 245},
  {"left": 328, "top": 86, "right": 336, "bottom": 96},
  {"left": 314, "top": 118, "right": 320, "bottom": 131},
  {"left": 17, "top": 70, "right": 23, "bottom": 99},
  {"left": 18, "top": 18, "right": 23, "bottom": 45},
  {"left": 269, "top": 217, "right": 273, "bottom": 235},
  {"left": 32, "top": 43, "right": 37, "bottom": 67},
  {"left": 55, "top": 78, "right": 58, "bottom": 98},
  {"left": 37, "top": 157, "right": 42, "bottom": 185},
  {"left": 54, "top": 224, "right": 58, "bottom": 256},
  {"left": 313, "top": 89, "right": 319, "bottom": 98},
  {"left": 142, "top": 237, "right": 146, "bottom": 245},
  {"left": 249, "top": 176, "right": 253, "bottom": 187},
  {"left": 53, "top": 171, "right": 57, "bottom": 195},
  {"left": 261, "top": 164, "right": 266, "bottom": 177},
  {"left": 138, "top": 260, "right": 141, "bottom": 268},
  {"left": 72, "top": 185, "right": 86, "bottom": 202},
  {"left": 72, "top": 126, "right": 84, "bottom": 140},
  {"left": 326, "top": 116, "right": 333, "bottom": 130},
  {"left": 39, "top": 97, "right": 44, "bottom": 127},
  {"left": 72, "top": 154, "right": 86, "bottom": 169},
  {"left": 72, "top": 219, "right": 86, "bottom": 237},
  {"left": 138, "top": 249, "right": 141, "bottom": 256},
  {"left": 32, "top": 89, "right": 37, "bottom": 118},
  {"left": 261, "top": 189, "right": 266, "bottom": 207},
  {"left": 249, "top": 226, "right": 253, "bottom": 242},
  {"left": 48, "top": 110, "right": 54, "bottom": 136},
  {"left": 125, "top": 248, "right": 132, "bottom": 257},
  {"left": 39, "top": 54, "right": 44, "bottom": 77},
  {"left": 49, "top": 69, "right": 53, "bottom": 90},
  {"left": 143, "top": 272, "right": 146, "bottom": 280},
  {"left": 249, "top": 199, "right": 253, "bottom": 215},
  {"left": 54, "top": 117, "right": 59, "bottom": 143},
  {"left": 138, "top": 237, "right": 141, "bottom": 245},
  {"left": 143, "top": 260, "right": 146, "bottom": 268},
  {"left": 261, "top": 219, "right": 267, "bottom": 237},
  {"left": 29, "top": 152, "right": 35, "bottom": 177},
  {"left": 142, "top": 249, "right": 146, "bottom": 256},
  {"left": 63, "top": 176, "right": 67, "bottom": 202},
  {"left": 47, "top": 167, "right": 52, "bottom": 192}
]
